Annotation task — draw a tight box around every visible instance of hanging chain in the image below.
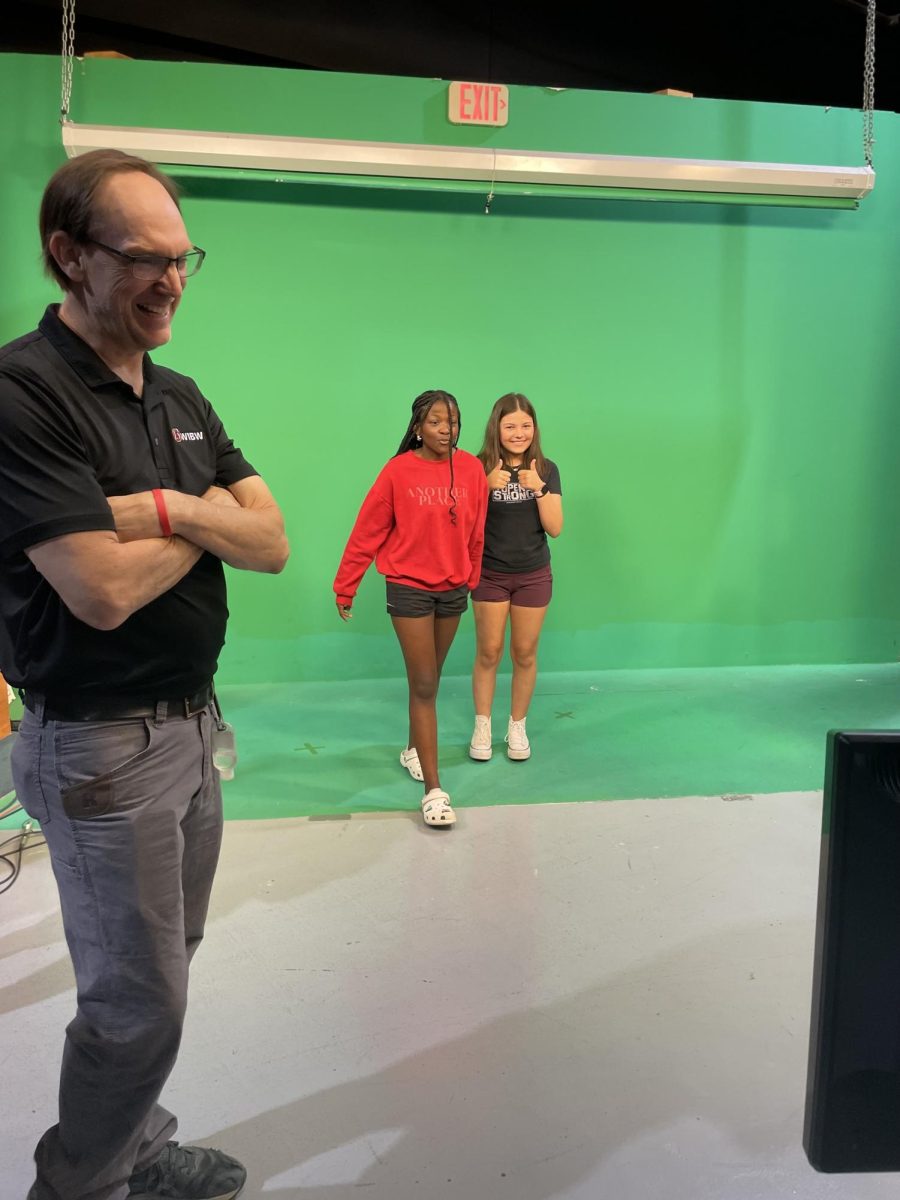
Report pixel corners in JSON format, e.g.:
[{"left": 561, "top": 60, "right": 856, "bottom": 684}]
[
  {"left": 484, "top": 149, "right": 497, "bottom": 215},
  {"left": 60, "top": 0, "right": 76, "bottom": 123},
  {"left": 862, "top": 0, "right": 876, "bottom": 167}
]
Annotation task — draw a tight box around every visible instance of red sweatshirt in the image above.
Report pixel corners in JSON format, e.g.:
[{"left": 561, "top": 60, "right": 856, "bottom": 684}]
[{"left": 334, "top": 450, "right": 488, "bottom": 606}]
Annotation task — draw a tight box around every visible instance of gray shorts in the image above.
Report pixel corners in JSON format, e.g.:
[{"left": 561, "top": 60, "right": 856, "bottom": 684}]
[{"left": 386, "top": 581, "right": 469, "bottom": 618}]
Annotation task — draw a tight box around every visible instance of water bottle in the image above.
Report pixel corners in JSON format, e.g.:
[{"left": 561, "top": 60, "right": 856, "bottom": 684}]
[{"left": 211, "top": 720, "right": 237, "bottom": 781}]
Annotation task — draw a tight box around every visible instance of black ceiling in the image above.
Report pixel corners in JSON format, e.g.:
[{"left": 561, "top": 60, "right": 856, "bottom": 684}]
[{"left": 7, "top": 0, "right": 900, "bottom": 112}]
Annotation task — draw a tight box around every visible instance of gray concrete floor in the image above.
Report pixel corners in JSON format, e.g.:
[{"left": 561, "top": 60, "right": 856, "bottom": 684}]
[{"left": 3, "top": 793, "right": 899, "bottom": 1199}]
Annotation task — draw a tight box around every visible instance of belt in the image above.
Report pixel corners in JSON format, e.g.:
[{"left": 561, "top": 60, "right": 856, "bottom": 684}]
[{"left": 23, "top": 682, "right": 215, "bottom": 723}]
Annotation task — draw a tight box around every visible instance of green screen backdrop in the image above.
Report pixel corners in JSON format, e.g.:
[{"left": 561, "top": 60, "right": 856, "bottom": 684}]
[{"left": 2, "top": 54, "right": 900, "bottom": 682}]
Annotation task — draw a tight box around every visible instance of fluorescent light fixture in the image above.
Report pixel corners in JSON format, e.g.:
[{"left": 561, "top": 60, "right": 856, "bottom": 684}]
[{"left": 62, "top": 121, "right": 875, "bottom": 205}]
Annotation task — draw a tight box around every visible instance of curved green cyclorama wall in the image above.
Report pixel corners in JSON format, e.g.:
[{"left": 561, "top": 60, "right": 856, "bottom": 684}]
[{"left": 2, "top": 54, "right": 900, "bottom": 682}]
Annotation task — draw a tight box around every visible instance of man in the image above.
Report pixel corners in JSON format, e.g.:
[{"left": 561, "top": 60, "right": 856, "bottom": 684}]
[{"left": 0, "top": 149, "right": 289, "bottom": 1200}]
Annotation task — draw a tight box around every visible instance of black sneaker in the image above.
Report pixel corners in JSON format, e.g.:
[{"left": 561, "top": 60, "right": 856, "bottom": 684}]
[{"left": 128, "top": 1141, "right": 246, "bottom": 1199}]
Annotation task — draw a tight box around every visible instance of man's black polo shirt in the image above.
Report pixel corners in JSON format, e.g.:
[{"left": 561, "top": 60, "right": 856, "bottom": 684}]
[{"left": 0, "top": 305, "right": 256, "bottom": 701}]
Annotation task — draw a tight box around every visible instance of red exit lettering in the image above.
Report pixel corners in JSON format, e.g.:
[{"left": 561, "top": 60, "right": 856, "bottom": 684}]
[{"left": 449, "top": 82, "right": 509, "bottom": 127}]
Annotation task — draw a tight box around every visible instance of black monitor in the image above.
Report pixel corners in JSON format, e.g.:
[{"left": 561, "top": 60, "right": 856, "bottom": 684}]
[{"left": 804, "top": 730, "right": 900, "bottom": 1172}]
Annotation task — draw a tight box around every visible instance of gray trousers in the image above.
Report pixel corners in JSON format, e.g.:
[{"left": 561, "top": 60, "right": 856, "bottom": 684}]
[{"left": 12, "top": 701, "right": 223, "bottom": 1200}]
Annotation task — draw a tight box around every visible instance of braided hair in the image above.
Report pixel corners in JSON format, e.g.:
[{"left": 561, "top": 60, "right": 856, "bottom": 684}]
[{"left": 395, "top": 389, "right": 461, "bottom": 525}]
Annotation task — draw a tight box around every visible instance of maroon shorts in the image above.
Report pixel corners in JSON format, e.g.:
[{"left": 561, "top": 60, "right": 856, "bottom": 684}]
[{"left": 471, "top": 565, "right": 552, "bottom": 608}]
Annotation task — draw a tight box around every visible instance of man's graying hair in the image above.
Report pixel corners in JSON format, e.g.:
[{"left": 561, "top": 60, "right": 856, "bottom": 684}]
[{"left": 40, "top": 149, "right": 182, "bottom": 291}]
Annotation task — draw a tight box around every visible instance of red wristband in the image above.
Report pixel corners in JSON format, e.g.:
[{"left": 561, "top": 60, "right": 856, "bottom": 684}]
[{"left": 152, "top": 488, "right": 173, "bottom": 538}]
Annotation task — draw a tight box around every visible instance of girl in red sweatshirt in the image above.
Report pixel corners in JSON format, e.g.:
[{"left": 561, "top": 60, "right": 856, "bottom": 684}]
[{"left": 334, "top": 390, "right": 488, "bottom": 827}]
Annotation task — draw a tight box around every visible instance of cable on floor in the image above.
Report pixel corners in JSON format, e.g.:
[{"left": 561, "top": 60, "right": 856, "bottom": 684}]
[{"left": 0, "top": 823, "right": 47, "bottom": 896}]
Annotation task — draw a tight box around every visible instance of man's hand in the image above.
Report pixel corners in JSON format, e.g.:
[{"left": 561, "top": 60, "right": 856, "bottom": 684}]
[
  {"left": 108, "top": 485, "right": 242, "bottom": 543},
  {"left": 106, "top": 492, "right": 165, "bottom": 543},
  {"left": 202, "top": 484, "right": 241, "bottom": 510},
  {"left": 165, "top": 476, "right": 288, "bottom": 573}
]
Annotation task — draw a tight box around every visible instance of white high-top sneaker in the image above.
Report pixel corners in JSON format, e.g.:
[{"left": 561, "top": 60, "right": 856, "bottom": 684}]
[
  {"left": 506, "top": 716, "right": 531, "bottom": 761},
  {"left": 469, "top": 714, "right": 492, "bottom": 761}
]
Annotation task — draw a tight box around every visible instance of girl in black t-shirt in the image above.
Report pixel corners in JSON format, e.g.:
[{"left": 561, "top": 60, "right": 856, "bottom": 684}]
[{"left": 469, "top": 393, "right": 563, "bottom": 762}]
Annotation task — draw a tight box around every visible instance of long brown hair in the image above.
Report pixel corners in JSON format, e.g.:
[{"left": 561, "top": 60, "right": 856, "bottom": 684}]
[{"left": 478, "top": 393, "right": 547, "bottom": 479}]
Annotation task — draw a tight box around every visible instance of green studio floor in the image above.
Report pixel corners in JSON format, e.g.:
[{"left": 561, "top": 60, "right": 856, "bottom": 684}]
[
  {"left": 3, "top": 662, "right": 900, "bottom": 827},
  {"left": 213, "top": 662, "right": 900, "bottom": 821}
]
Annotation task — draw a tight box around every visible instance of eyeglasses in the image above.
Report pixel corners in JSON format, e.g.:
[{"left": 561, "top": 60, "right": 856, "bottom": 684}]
[{"left": 85, "top": 238, "right": 206, "bottom": 281}]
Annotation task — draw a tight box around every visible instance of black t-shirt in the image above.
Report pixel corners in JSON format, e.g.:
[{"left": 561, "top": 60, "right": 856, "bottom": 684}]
[
  {"left": 481, "top": 458, "right": 562, "bottom": 574},
  {"left": 0, "top": 305, "right": 256, "bottom": 701}
]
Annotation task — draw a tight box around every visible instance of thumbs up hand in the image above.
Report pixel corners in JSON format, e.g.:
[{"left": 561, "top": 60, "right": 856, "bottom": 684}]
[
  {"left": 486, "top": 459, "right": 512, "bottom": 490},
  {"left": 518, "top": 458, "right": 545, "bottom": 494}
]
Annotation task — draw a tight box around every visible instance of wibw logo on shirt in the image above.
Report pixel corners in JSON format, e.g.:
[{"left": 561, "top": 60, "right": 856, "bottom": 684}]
[{"left": 171, "top": 428, "right": 204, "bottom": 443}]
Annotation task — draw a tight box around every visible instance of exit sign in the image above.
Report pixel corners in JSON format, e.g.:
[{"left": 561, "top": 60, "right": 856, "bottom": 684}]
[{"left": 448, "top": 81, "right": 509, "bottom": 127}]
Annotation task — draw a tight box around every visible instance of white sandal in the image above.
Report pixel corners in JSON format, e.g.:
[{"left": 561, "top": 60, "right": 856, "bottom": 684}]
[
  {"left": 421, "top": 788, "right": 456, "bottom": 826},
  {"left": 400, "top": 747, "right": 424, "bottom": 781}
]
